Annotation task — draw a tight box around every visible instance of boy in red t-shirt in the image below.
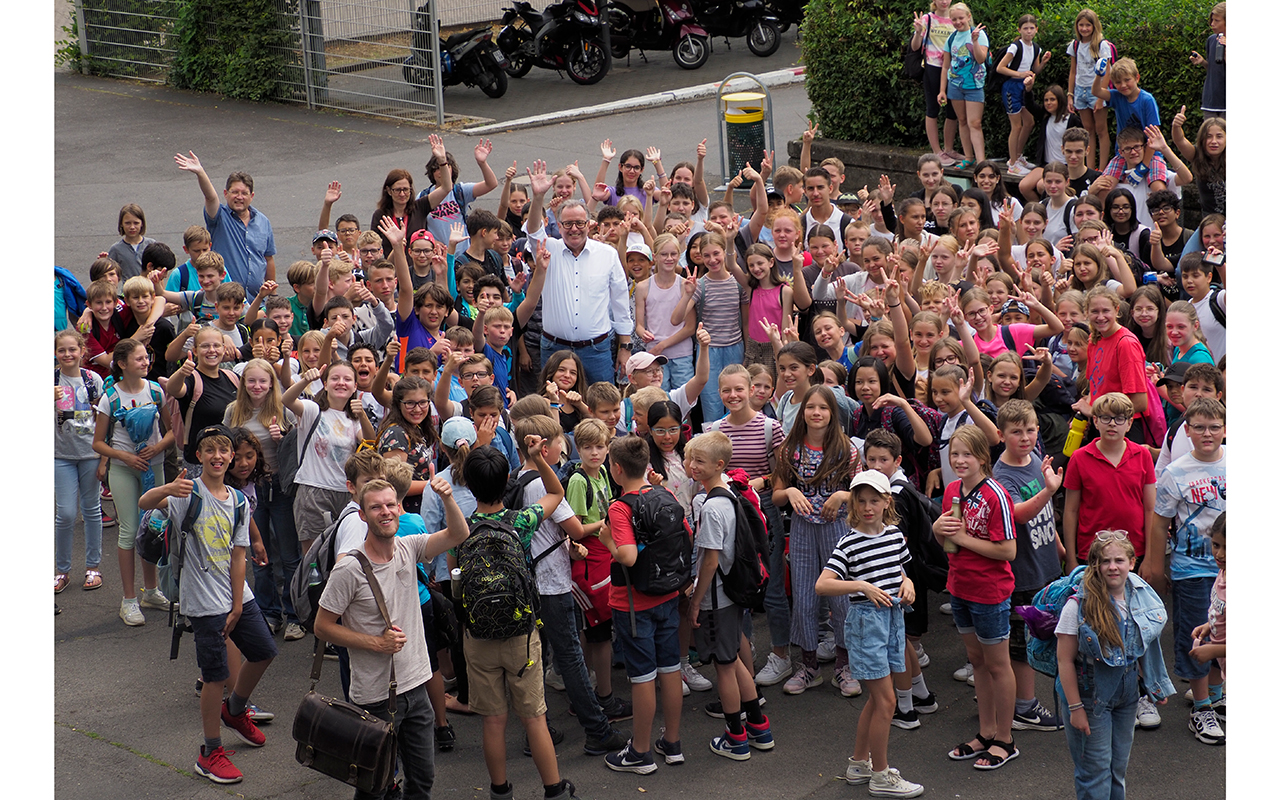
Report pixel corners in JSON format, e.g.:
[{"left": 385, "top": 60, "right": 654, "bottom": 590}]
[
  {"left": 597, "top": 435, "right": 690, "bottom": 774},
  {"left": 1063, "top": 392, "right": 1156, "bottom": 567}
]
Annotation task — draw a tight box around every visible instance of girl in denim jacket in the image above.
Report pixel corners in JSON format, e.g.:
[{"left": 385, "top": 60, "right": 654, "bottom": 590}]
[{"left": 1055, "top": 531, "right": 1175, "bottom": 800}]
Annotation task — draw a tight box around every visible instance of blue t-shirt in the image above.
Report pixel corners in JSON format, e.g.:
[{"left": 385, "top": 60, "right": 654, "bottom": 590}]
[
  {"left": 946, "top": 28, "right": 990, "bottom": 89},
  {"left": 1108, "top": 89, "right": 1160, "bottom": 137},
  {"left": 482, "top": 341, "right": 513, "bottom": 405},
  {"left": 395, "top": 513, "right": 432, "bottom": 605},
  {"left": 54, "top": 276, "right": 67, "bottom": 330}
]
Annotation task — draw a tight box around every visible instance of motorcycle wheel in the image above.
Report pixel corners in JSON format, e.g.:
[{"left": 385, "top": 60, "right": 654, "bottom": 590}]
[
  {"left": 747, "top": 19, "right": 781, "bottom": 57},
  {"left": 672, "top": 35, "right": 709, "bottom": 70},
  {"left": 480, "top": 62, "right": 509, "bottom": 98},
  {"left": 402, "top": 56, "right": 431, "bottom": 89},
  {"left": 503, "top": 27, "right": 534, "bottom": 78},
  {"left": 567, "top": 39, "right": 609, "bottom": 85}
]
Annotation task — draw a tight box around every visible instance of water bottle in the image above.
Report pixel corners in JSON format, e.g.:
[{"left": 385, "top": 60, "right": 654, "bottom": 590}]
[
  {"left": 451, "top": 567, "right": 463, "bottom": 599},
  {"left": 305, "top": 562, "right": 322, "bottom": 587},
  {"left": 943, "top": 497, "right": 962, "bottom": 554},
  {"left": 1063, "top": 413, "right": 1089, "bottom": 456},
  {"left": 1094, "top": 56, "right": 1110, "bottom": 76},
  {"left": 1142, "top": 271, "right": 1159, "bottom": 285}
]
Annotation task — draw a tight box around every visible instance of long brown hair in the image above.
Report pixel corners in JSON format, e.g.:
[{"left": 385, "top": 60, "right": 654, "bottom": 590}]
[
  {"left": 772, "top": 385, "right": 853, "bottom": 494},
  {"left": 227, "top": 358, "right": 286, "bottom": 429},
  {"left": 1080, "top": 532, "right": 1136, "bottom": 653}
]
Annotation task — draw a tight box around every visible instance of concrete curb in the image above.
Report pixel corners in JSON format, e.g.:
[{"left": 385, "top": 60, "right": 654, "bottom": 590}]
[{"left": 461, "top": 65, "right": 806, "bottom": 135}]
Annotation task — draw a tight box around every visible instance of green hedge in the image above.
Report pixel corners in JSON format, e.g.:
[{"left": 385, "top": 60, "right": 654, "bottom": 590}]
[{"left": 802, "top": 0, "right": 1213, "bottom": 151}]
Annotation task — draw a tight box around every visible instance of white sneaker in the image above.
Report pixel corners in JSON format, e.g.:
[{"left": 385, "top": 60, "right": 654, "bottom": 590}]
[
  {"left": 912, "top": 641, "right": 930, "bottom": 668},
  {"left": 682, "top": 659, "right": 713, "bottom": 691},
  {"left": 817, "top": 631, "right": 837, "bottom": 663},
  {"left": 845, "top": 757, "right": 872, "bottom": 785},
  {"left": 783, "top": 665, "right": 824, "bottom": 695},
  {"left": 1135, "top": 695, "right": 1161, "bottom": 730},
  {"left": 682, "top": 679, "right": 690, "bottom": 697},
  {"left": 1007, "top": 162, "right": 1032, "bottom": 177},
  {"left": 120, "top": 598, "right": 144, "bottom": 626},
  {"left": 1189, "top": 707, "right": 1225, "bottom": 745},
  {"left": 836, "top": 665, "right": 862, "bottom": 697},
  {"left": 138, "top": 587, "right": 171, "bottom": 610},
  {"left": 753, "top": 652, "right": 793, "bottom": 687},
  {"left": 1019, "top": 156, "right": 1037, "bottom": 169},
  {"left": 544, "top": 665, "right": 566, "bottom": 692},
  {"left": 940, "top": 602, "right": 952, "bottom": 614},
  {"left": 283, "top": 622, "right": 306, "bottom": 641},
  {"left": 869, "top": 767, "right": 925, "bottom": 798},
  {"left": 952, "top": 662, "right": 973, "bottom": 683}
]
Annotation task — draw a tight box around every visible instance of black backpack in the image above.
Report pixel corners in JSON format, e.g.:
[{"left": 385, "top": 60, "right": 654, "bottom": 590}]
[
  {"left": 1208, "top": 287, "right": 1225, "bottom": 328},
  {"left": 457, "top": 511, "right": 541, "bottom": 643},
  {"left": 707, "top": 483, "right": 770, "bottom": 610},
  {"left": 612, "top": 486, "right": 693, "bottom": 632},
  {"left": 290, "top": 505, "right": 361, "bottom": 633},
  {"left": 890, "top": 478, "right": 948, "bottom": 594}
]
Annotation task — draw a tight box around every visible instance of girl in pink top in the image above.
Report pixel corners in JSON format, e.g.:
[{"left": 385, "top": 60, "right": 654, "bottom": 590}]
[
  {"left": 959, "top": 286, "right": 1063, "bottom": 357},
  {"left": 744, "top": 243, "right": 812, "bottom": 374}
]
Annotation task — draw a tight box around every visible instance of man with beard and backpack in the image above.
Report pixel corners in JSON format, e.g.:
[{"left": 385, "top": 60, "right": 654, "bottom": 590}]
[{"left": 459, "top": 441, "right": 583, "bottom": 800}]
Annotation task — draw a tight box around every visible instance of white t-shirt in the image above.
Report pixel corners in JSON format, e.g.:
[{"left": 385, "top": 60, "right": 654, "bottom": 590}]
[
  {"left": 295, "top": 399, "right": 364, "bottom": 492},
  {"left": 1004, "top": 41, "right": 1038, "bottom": 74},
  {"left": 524, "top": 475, "right": 578, "bottom": 596},
  {"left": 1155, "top": 421, "right": 1194, "bottom": 476},
  {"left": 333, "top": 501, "right": 368, "bottom": 556},
  {"left": 95, "top": 383, "right": 165, "bottom": 456}
]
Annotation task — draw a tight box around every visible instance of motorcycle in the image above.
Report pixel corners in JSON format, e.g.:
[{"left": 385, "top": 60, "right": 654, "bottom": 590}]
[
  {"left": 402, "top": 3, "right": 509, "bottom": 98},
  {"left": 497, "top": 0, "right": 611, "bottom": 86},
  {"left": 691, "top": 0, "right": 781, "bottom": 57},
  {"left": 606, "top": 0, "right": 710, "bottom": 70},
  {"left": 762, "top": 0, "right": 805, "bottom": 34}
]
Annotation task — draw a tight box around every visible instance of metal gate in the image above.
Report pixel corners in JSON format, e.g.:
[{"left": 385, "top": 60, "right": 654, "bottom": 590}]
[{"left": 72, "top": 0, "right": 447, "bottom": 126}]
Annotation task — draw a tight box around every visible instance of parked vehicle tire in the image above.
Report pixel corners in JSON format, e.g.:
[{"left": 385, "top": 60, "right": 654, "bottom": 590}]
[
  {"left": 747, "top": 19, "right": 781, "bottom": 57},
  {"left": 480, "top": 62, "right": 509, "bottom": 98},
  {"left": 402, "top": 56, "right": 432, "bottom": 89},
  {"left": 501, "top": 27, "right": 534, "bottom": 77},
  {"left": 672, "top": 34, "right": 709, "bottom": 70},
  {"left": 567, "top": 39, "right": 610, "bottom": 85}
]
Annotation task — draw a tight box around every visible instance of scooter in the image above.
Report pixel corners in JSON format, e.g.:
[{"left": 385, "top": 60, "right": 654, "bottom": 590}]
[
  {"left": 497, "top": 0, "right": 611, "bottom": 85},
  {"left": 690, "top": 0, "right": 781, "bottom": 57},
  {"left": 606, "top": 0, "right": 710, "bottom": 70},
  {"left": 762, "top": 0, "right": 805, "bottom": 34},
  {"left": 402, "top": 3, "right": 509, "bottom": 97}
]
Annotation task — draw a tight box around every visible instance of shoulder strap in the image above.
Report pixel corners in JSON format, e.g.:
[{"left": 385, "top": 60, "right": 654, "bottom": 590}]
[
  {"left": 183, "top": 371, "right": 204, "bottom": 444},
  {"left": 298, "top": 412, "right": 323, "bottom": 465},
  {"left": 1209, "top": 288, "right": 1225, "bottom": 327},
  {"left": 350, "top": 550, "right": 398, "bottom": 714},
  {"left": 1011, "top": 39, "right": 1024, "bottom": 69},
  {"left": 180, "top": 262, "right": 192, "bottom": 292},
  {"left": 1000, "top": 325, "right": 1016, "bottom": 351}
]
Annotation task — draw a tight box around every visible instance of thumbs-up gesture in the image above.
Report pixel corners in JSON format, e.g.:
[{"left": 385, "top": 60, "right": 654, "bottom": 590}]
[
  {"left": 172, "top": 469, "right": 194, "bottom": 498},
  {"left": 268, "top": 415, "right": 283, "bottom": 441},
  {"left": 177, "top": 350, "right": 197, "bottom": 377},
  {"left": 695, "top": 322, "right": 711, "bottom": 348}
]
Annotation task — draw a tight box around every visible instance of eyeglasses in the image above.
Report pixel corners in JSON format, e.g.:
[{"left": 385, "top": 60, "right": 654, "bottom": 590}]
[
  {"left": 1094, "top": 530, "right": 1131, "bottom": 544},
  {"left": 1119, "top": 144, "right": 1144, "bottom": 155},
  {"left": 1094, "top": 415, "right": 1132, "bottom": 426},
  {"left": 389, "top": 187, "right": 412, "bottom": 194},
  {"left": 400, "top": 399, "right": 430, "bottom": 410},
  {"left": 1187, "top": 423, "right": 1224, "bottom": 434},
  {"left": 964, "top": 309, "right": 988, "bottom": 319},
  {"left": 560, "top": 219, "right": 588, "bottom": 229},
  {"left": 359, "top": 248, "right": 382, "bottom": 256},
  {"left": 1110, "top": 203, "right": 1131, "bottom": 211},
  {"left": 934, "top": 354, "right": 960, "bottom": 366},
  {"left": 621, "top": 163, "right": 642, "bottom": 171},
  {"left": 650, "top": 426, "right": 682, "bottom": 437},
  {"left": 461, "top": 371, "right": 491, "bottom": 381},
  {"left": 411, "top": 247, "right": 433, "bottom": 254},
  {"left": 1150, "top": 205, "right": 1176, "bottom": 214},
  {"left": 337, "top": 229, "right": 360, "bottom": 235}
]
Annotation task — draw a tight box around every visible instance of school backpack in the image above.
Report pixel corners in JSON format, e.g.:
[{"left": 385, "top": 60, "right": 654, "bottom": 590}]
[
  {"left": 1003, "top": 38, "right": 1042, "bottom": 76},
  {"left": 55, "top": 266, "right": 87, "bottom": 322},
  {"left": 1014, "top": 565, "right": 1087, "bottom": 678},
  {"left": 613, "top": 485, "right": 693, "bottom": 611},
  {"left": 1208, "top": 287, "right": 1225, "bottom": 328},
  {"left": 890, "top": 478, "right": 948, "bottom": 594},
  {"left": 707, "top": 478, "right": 771, "bottom": 610},
  {"left": 456, "top": 510, "right": 541, "bottom": 644},
  {"left": 277, "top": 414, "right": 322, "bottom": 498},
  {"left": 903, "top": 16, "right": 928, "bottom": 80},
  {"left": 290, "top": 505, "right": 362, "bottom": 633},
  {"left": 502, "top": 468, "right": 590, "bottom": 572}
]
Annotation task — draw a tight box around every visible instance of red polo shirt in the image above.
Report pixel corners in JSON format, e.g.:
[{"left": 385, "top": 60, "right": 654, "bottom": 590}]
[{"left": 1063, "top": 439, "right": 1155, "bottom": 559}]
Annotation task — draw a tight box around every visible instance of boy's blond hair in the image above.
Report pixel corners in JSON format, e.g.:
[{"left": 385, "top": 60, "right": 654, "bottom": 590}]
[
  {"left": 382, "top": 459, "right": 414, "bottom": 502},
  {"left": 86, "top": 279, "right": 116, "bottom": 304},
  {"left": 1109, "top": 57, "right": 1139, "bottom": 81},
  {"left": 686, "top": 431, "right": 732, "bottom": 468},
  {"left": 510, "top": 394, "right": 554, "bottom": 422},
  {"left": 356, "top": 230, "right": 382, "bottom": 248},
  {"left": 995, "top": 398, "right": 1037, "bottom": 430},
  {"left": 444, "top": 325, "right": 474, "bottom": 348},
  {"left": 287, "top": 260, "right": 319, "bottom": 287},
  {"left": 772, "top": 165, "right": 804, "bottom": 193},
  {"left": 183, "top": 225, "right": 212, "bottom": 248},
  {"left": 1091, "top": 392, "right": 1135, "bottom": 419},
  {"left": 194, "top": 251, "right": 226, "bottom": 275},
  {"left": 121, "top": 276, "right": 155, "bottom": 299},
  {"left": 629, "top": 385, "right": 669, "bottom": 422},
  {"left": 483, "top": 305, "right": 514, "bottom": 326},
  {"left": 584, "top": 381, "right": 622, "bottom": 411},
  {"left": 328, "top": 259, "right": 354, "bottom": 283},
  {"left": 573, "top": 417, "right": 611, "bottom": 449},
  {"left": 919, "top": 281, "right": 951, "bottom": 304},
  {"left": 515, "top": 415, "right": 563, "bottom": 460},
  {"left": 214, "top": 282, "right": 246, "bottom": 304}
]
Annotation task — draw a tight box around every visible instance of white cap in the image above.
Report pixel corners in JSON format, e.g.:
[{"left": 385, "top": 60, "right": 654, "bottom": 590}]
[
  {"left": 625, "top": 242, "right": 653, "bottom": 261},
  {"left": 849, "top": 470, "right": 891, "bottom": 494}
]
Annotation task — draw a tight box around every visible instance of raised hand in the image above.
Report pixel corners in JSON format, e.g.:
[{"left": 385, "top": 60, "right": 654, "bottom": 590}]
[
  {"left": 171, "top": 469, "right": 195, "bottom": 498},
  {"left": 378, "top": 214, "right": 407, "bottom": 248},
  {"left": 1173, "top": 104, "right": 1187, "bottom": 130},
  {"left": 565, "top": 160, "right": 584, "bottom": 180},
  {"left": 1142, "top": 124, "right": 1168, "bottom": 152},
  {"left": 448, "top": 221, "right": 467, "bottom": 249},
  {"left": 325, "top": 181, "right": 342, "bottom": 205},
  {"left": 1189, "top": 50, "right": 1206, "bottom": 67},
  {"left": 802, "top": 119, "right": 818, "bottom": 144},
  {"left": 878, "top": 174, "right": 896, "bottom": 204},
  {"left": 428, "top": 133, "right": 447, "bottom": 161},
  {"left": 695, "top": 322, "right": 711, "bottom": 347},
  {"left": 174, "top": 150, "right": 204, "bottom": 174},
  {"left": 504, "top": 160, "right": 518, "bottom": 181},
  {"left": 696, "top": 138, "right": 707, "bottom": 160},
  {"left": 301, "top": 366, "right": 324, "bottom": 384},
  {"left": 177, "top": 351, "right": 197, "bottom": 378},
  {"left": 912, "top": 11, "right": 926, "bottom": 33},
  {"left": 429, "top": 475, "right": 453, "bottom": 499},
  {"left": 591, "top": 182, "right": 611, "bottom": 202},
  {"left": 535, "top": 238, "right": 551, "bottom": 271},
  {"left": 268, "top": 415, "right": 283, "bottom": 441},
  {"left": 998, "top": 198, "right": 1016, "bottom": 228},
  {"left": 510, "top": 269, "right": 529, "bottom": 294},
  {"left": 473, "top": 138, "right": 493, "bottom": 163},
  {"left": 645, "top": 145, "right": 661, "bottom": 162},
  {"left": 681, "top": 275, "right": 697, "bottom": 297},
  {"left": 759, "top": 318, "right": 781, "bottom": 343},
  {"left": 600, "top": 139, "right": 616, "bottom": 161},
  {"left": 350, "top": 394, "right": 365, "bottom": 418}
]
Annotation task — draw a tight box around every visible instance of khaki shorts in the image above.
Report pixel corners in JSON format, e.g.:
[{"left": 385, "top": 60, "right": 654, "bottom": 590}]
[{"left": 463, "top": 630, "right": 547, "bottom": 719}]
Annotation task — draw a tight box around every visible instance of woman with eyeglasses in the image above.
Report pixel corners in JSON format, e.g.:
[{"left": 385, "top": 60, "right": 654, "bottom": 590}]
[
  {"left": 1102, "top": 188, "right": 1151, "bottom": 271},
  {"left": 591, "top": 139, "right": 648, "bottom": 209},
  {"left": 375, "top": 375, "right": 440, "bottom": 515},
  {"left": 371, "top": 168, "right": 432, "bottom": 260}
]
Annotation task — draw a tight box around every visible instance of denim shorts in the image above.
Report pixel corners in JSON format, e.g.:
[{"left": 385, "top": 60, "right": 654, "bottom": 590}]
[
  {"left": 947, "top": 84, "right": 985, "bottom": 103},
  {"left": 613, "top": 596, "right": 682, "bottom": 683},
  {"left": 1172, "top": 576, "right": 1213, "bottom": 681},
  {"left": 191, "top": 599, "right": 279, "bottom": 683},
  {"left": 951, "top": 595, "right": 1012, "bottom": 645},
  {"left": 1073, "top": 85, "right": 1100, "bottom": 113},
  {"left": 844, "top": 600, "right": 907, "bottom": 681},
  {"left": 1002, "top": 79, "right": 1026, "bottom": 114}
]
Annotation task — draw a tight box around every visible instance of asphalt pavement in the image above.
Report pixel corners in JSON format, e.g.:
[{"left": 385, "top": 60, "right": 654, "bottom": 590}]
[{"left": 54, "top": 66, "right": 1225, "bottom": 800}]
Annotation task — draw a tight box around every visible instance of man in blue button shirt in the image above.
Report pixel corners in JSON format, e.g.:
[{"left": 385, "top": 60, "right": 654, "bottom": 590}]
[{"left": 175, "top": 151, "right": 276, "bottom": 297}]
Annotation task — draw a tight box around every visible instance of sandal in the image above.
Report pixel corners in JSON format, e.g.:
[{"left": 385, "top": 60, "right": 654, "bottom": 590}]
[
  {"left": 55, "top": 574, "right": 70, "bottom": 594},
  {"left": 974, "top": 738, "right": 1019, "bottom": 770},
  {"left": 955, "top": 158, "right": 975, "bottom": 170},
  {"left": 83, "top": 570, "right": 103, "bottom": 591},
  {"left": 948, "top": 733, "right": 993, "bottom": 761}
]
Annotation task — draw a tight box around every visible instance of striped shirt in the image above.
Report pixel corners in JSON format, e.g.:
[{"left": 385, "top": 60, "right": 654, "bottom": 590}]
[
  {"left": 691, "top": 274, "right": 749, "bottom": 346},
  {"left": 708, "top": 412, "right": 784, "bottom": 479},
  {"left": 824, "top": 525, "right": 911, "bottom": 601}
]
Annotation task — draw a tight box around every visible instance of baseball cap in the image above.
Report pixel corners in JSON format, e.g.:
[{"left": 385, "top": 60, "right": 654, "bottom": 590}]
[
  {"left": 195, "top": 424, "right": 234, "bottom": 447},
  {"left": 849, "top": 470, "right": 891, "bottom": 494},
  {"left": 625, "top": 242, "right": 653, "bottom": 261},
  {"left": 1156, "top": 361, "right": 1191, "bottom": 387},
  {"left": 441, "top": 417, "right": 477, "bottom": 450},
  {"left": 410, "top": 229, "right": 436, "bottom": 246},
  {"left": 625, "top": 352, "right": 668, "bottom": 377},
  {"left": 313, "top": 229, "right": 338, "bottom": 245}
]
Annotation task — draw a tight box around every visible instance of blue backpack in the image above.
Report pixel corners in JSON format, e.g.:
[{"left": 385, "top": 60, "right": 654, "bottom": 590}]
[{"left": 1015, "top": 565, "right": 1087, "bottom": 678}]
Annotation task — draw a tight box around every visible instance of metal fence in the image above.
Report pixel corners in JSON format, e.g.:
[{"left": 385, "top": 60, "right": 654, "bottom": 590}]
[{"left": 73, "top": 0, "right": 460, "bottom": 126}]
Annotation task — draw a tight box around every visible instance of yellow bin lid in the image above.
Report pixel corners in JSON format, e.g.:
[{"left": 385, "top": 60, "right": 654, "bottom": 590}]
[
  {"left": 722, "top": 91, "right": 766, "bottom": 103},
  {"left": 725, "top": 108, "right": 764, "bottom": 124}
]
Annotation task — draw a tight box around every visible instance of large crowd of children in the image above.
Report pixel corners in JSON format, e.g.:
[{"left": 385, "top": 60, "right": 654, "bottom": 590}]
[{"left": 54, "top": 4, "right": 1226, "bottom": 797}]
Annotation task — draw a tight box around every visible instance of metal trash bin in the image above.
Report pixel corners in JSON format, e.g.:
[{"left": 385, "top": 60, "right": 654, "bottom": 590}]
[{"left": 723, "top": 92, "right": 766, "bottom": 177}]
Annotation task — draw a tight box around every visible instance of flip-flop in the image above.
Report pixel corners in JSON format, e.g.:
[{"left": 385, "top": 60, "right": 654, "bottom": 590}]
[
  {"left": 949, "top": 733, "right": 993, "bottom": 761},
  {"left": 55, "top": 574, "right": 70, "bottom": 594},
  {"left": 83, "top": 570, "right": 103, "bottom": 591},
  {"left": 974, "top": 739, "right": 1019, "bottom": 770}
]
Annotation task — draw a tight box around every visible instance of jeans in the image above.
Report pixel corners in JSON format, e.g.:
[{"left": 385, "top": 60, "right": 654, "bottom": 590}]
[
  {"left": 253, "top": 475, "right": 301, "bottom": 624},
  {"left": 354, "top": 682, "right": 435, "bottom": 800},
  {"left": 661, "top": 354, "right": 695, "bottom": 393},
  {"left": 55, "top": 458, "right": 103, "bottom": 574},
  {"left": 540, "top": 335, "right": 615, "bottom": 388},
  {"left": 759, "top": 493, "right": 792, "bottom": 650},
  {"left": 539, "top": 592, "right": 611, "bottom": 739},
  {"left": 698, "top": 341, "right": 744, "bottom": 428},
  {"left": 1059, "top": 665, "right": 1139, "bottom": 800},
  {"left": 1171, "top": 576, "right": 1213, "bottom": 681}
]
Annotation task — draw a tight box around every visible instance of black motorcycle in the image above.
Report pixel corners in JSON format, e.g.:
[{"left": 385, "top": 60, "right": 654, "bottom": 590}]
[
  {"left": 402, "top": 3, "right": 509, "bottom": 98},
  {"left": 606, "top": 0, "right": 710, "bottom": 70},
  {"left": 691, "top": 0, "right": 781, "bottom": 57},
  {"left": 498, "top": 0, "right": 611, "bottom": 86},
  {"left": 763, "top": 0, "right": 805, "bottom": 34}
]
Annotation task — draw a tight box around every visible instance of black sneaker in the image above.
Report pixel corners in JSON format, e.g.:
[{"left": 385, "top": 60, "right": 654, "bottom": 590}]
[
  {"left": 323, "top": 643, "right": 340, "bottom": 661},
  {"left": 545, "top": 779, "right": 578, "bottom": 800},
  {"left": 435, "top": 722, "right": 456, "bottom": 752},
  {"left": 913, "top": 691, "right": 939, "bottom": 714},
  {"left": 598, "top": 694, "right": 634, "bottom": 722},
  {"left": 654, "top": 734, "right": 685, "bottom": 765},
  {"left": 583, "top": 727, "right": 627, "bottom": 756},
  {"left": 891, "top": 707, "right": 921, "bottom": 729},
  {"left": 605, "top": 740, "right": 657, "bottom": 774},
  {"left": 523, "top": 723, "right": 565, "bottom": 757},
  {"left": 1012, "top": 701, "right": 1064, "bottom": 731},
  {"left": 1212, "top": 696, "right": 1226, "bottom": 724}
]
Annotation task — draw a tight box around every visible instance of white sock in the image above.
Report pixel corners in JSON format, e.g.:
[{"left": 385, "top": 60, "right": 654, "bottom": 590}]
[
  {"left": 896, "top": 688, "right": 914, "bottom": 713},
  {"left": 911, "top": 673, "right": 930, "bottom": 699}
]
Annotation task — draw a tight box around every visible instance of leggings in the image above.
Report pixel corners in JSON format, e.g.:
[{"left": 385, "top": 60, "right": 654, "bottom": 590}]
[
  {"left": 108, "top": 460, "right": 157, "bottom": 551},
  {"left": 788, "top": 516, "right": 850, "bottom": 652}
]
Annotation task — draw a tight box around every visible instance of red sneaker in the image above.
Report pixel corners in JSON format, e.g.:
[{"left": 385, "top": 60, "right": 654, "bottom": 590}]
[
  {"left": 221, "top": 700, "right": 266, "bottom": 747},
  {"left": 195, "top": 745, "right": 242, "bottom": 784}
]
